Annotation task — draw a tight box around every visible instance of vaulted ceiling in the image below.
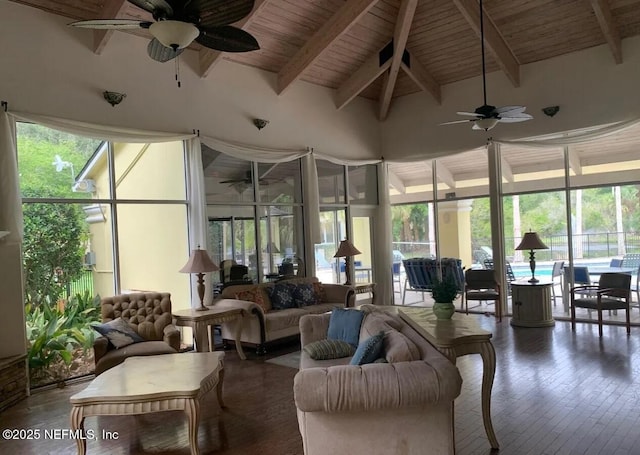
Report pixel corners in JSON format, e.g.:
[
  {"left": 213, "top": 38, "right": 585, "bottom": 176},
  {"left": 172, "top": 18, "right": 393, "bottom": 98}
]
[{"left": 9, "top": 0, "right": 640, "bottom": 123}]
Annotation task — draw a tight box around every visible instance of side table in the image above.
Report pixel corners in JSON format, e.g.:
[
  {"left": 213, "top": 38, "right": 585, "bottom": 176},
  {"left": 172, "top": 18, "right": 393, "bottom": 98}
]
[
  {"left": 173, "top": 305, "right": 246, "bottom": 359},
  {"left": 398, "top": 307, "right": 499, "bottom": 450},
  {"left": 510, "top": 280, "right": 555, "bottom": 327},
  {"left": 352, "top": 282, "right": 376, "bottom": 305}
]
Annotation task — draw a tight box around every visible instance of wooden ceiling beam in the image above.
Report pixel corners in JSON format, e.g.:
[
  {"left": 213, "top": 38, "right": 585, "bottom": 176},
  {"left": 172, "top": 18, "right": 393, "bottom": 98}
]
[
  {"left": 199, "top": 0, "right": 269, "bottom": 78},
  {"left": 452, "top": 0, "right": 520, "bottom": 87},
  {"left": 590, "top": 0, "right": 623, "bottom": 64},
  {"left": 400, "top": 55, "right": 441, "bottom": 104},
  {"left": 335, "top": 51, "right": 391, "bottom": 110},
  {"left": 277, "top": 0, "right": 379, "bottom": 95},
  {"left": 567, "top": 147, "right": 583, "bottom": 175},
  {"left": 379, "top": 0, "right": 418, "bottom": 121},
  {"left": 93, "top": 0, "right": 128, "bottom": 54},
  {"left": 388, "top": 169, "right": 407, "bottom": 194},
  {"left": 436, "top": 162, "right": 456, "bottom": 189}
]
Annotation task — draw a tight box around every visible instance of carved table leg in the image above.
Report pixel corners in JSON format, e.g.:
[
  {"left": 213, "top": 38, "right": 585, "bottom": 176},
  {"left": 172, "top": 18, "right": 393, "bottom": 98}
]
[
  {"left": 216, "top": 366, "right": 226, "bottom": 408},
  {"left": 478, "top": 341, "right": 499, "bottom": 449},
  {"left": 233, "top": 315, "right": 246, "bottom": 360},
  {"left": 70, "top": 406, "right": 86, "bottom": 455},
  {"left": 185, "top": 398, "right": 201, "bottom": 455}
]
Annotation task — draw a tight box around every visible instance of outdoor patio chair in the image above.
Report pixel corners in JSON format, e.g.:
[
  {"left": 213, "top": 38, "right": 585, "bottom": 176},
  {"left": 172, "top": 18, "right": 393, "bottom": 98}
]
[
  {"left": 462, "top": 269, "right": 502, "bottom": 321},
  {"left": 551, "top": 260, "right": 565, "bottom": 302},
  {"left": 621, "top": 254, "right": 640, "bottom": 304},
  {"left": 92, "top": 292, "right": 180, "bottom": 375},
  {"left": 402, "top": 258, "right": 434, "bottom": 304},
  {"left": 570, "top": 273, "right": 632, "bottom": 337},
  {"left": 483, "top": 259, "right": 516, "bottom": 294}
]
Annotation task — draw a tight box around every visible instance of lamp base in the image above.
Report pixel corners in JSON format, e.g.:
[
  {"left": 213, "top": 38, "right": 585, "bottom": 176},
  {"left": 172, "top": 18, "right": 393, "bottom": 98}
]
[
  {"left": 528, "top": 277, "right": 539, "bottom": 283},
  {"left": 195, "top": 304, "right": 209, "bottom": 311}
]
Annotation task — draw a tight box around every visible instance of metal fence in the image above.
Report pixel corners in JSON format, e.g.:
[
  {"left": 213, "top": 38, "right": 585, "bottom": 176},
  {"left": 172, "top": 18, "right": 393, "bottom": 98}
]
[
  {"left": 394, "top": 231, "right": 640, "bottom": 262},
  {"left": 65, "top": 270, "right": 94, "bottom": 298}
]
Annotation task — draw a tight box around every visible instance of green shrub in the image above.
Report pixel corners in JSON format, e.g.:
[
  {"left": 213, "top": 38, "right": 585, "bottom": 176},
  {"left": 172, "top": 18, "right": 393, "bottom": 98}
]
[{"left": 430, "top": 277, "right": 459, "bottom": 303}]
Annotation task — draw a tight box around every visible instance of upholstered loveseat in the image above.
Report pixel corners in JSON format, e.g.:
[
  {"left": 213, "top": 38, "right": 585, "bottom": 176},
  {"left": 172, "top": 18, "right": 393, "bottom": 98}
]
[
  {"left": 294, "top": 306, "right": 463, "bottom": 455},
  {"left": 92, "top": 292, "right": 180, "bottom": 375},
  {"left": 215, "top": 277, "right": 354, "bottom": 354}
]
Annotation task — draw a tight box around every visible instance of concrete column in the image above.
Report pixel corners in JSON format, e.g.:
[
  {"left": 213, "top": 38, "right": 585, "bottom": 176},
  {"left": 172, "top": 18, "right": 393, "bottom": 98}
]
[{"left": 437, "top": 200, "right": 473, "bottom": 268}]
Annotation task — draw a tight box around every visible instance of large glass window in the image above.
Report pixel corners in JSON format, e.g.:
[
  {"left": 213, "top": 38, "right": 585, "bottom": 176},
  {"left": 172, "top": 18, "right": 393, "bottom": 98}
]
[{"left": 18, "top": 122, "right": 189, "bottom": 388}]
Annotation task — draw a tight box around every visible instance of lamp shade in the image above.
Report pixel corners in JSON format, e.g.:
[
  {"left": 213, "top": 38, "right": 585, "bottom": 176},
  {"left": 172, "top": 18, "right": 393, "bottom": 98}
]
[
  {"left": 179, "top": 248, "right": 219, "bottom": 274},
  {"left": 149, "top": 20, "right": 200, "bottom": 49},
  {"left": 333, "top": 239, "right": 361, "bottom": 258},
  {"left": 515, "top": 232, "right": 548, "bottom": 251}
]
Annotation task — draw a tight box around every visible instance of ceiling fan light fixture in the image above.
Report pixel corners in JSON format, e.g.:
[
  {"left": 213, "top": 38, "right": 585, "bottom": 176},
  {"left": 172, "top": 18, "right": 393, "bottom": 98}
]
[
  {"left": 149, "top": 20, "right": 199, "bottom": 49},
  {"left": 474, "top": 118, "right": 499, "bottom": 131}
]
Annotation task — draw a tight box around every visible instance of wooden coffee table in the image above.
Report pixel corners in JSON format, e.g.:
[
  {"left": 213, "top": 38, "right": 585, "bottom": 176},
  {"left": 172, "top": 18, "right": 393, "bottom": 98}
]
[
  {"left": 69, "top": 352, "right": 225, "bottom": 455},
  {"left": 398, "top": 308, "right": 499, "bottom": 450}
]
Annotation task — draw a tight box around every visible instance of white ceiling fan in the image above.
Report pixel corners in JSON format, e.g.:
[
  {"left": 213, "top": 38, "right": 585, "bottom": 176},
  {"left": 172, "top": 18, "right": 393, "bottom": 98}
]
[{"left": 441, "top": 0, "right": 532, "bottom": 131}]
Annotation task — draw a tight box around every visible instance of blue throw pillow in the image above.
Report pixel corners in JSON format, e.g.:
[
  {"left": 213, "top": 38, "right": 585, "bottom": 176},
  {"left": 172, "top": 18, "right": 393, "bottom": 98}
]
[
  {"left": 292, "top": 283, "right": 318, "bottom": 307},
  {"left": 350, "top": 331, "right": 385, "bottom": 365},
  {"left": 269, "top": 283, "right": 297, "bottom": 309},
  {"left": 327, "top": 308, "right": 364, "bottom": 347}
]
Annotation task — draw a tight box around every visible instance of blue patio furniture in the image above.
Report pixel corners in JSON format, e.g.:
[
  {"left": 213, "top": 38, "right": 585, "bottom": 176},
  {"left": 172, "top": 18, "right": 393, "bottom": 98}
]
[
  {"left": 621, "top": 254, "right": 640, "bottom": 304},
  {"left": 401, "top": 258, "right": 464, "bottom": 305}
]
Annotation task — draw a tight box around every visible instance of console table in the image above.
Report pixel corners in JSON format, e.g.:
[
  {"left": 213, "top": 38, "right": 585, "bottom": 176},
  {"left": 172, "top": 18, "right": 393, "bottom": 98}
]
[
  {"left": 173, "top": 303, "right": 246, "bottom": 359},
  {"left": 510, "top": 280, "right": 555, "bottom": 327},
  {"left": 398, "top": 307, "right": 499, "bottom": 450}
]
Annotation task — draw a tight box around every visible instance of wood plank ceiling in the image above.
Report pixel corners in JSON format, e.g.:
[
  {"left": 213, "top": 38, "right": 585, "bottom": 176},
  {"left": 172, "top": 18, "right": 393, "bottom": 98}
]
[{"left": 9, "top": 0, "right": 640, "bottom": 122}]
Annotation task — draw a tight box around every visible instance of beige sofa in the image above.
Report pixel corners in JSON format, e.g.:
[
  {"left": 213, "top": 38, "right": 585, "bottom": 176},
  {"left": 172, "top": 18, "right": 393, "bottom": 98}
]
[
  {"left": 294, "top": 306, "right": 463, "bottom": 455},
  {"left": 215, "top": 277, "right": 354, "bottom": 354}
]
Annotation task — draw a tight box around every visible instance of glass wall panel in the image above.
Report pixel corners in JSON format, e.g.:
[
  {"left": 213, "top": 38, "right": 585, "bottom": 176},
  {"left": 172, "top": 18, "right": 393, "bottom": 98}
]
[
  {"left": 316, "top": 209, "right": 346, "bottom": 283},
  {"left": 317, "top": 160, "right": 345, "bottom": 204},
  {"left": 348, "top": 165, "right": 378, "bottom": 204},
  {"left": 203, "top": 153, "right": 255, "bottom": 203},
  {"left": 207, "top": 205, "right": 257, "bottom": 281},
  {"left": 258, "top": 206, "right": 300, "bottom": 279},
  {"left": 114, "top": 141, "right": 186, "bottom": 200},
  {"left": 352, "top": 216, "right": 373, "bottom": 283},
  {"left": 258, "top": 161, "right": 302, "bottom": 203},
  {"left": 117, "top": 204, "right": 190, "bottom": 309},
  {"left": 17, "top": 122, "right": 102, "bottom": 199}
]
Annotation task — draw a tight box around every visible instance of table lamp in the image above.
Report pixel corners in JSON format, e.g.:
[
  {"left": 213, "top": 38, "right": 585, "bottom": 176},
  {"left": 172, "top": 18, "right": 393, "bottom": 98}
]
[
  {"left": 334, "top": 239, "right": 361, "bottom": 285},
  {"left": 179, "top": 246, "right": 219, "bottom": 311},
  {"left": 515, "top": 231, "right": 548, "bottom": 283}
]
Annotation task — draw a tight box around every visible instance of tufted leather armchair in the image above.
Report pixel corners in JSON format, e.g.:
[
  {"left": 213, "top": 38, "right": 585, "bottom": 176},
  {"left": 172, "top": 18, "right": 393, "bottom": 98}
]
[{"left": 93, "top": 292, "right": 181, "bottom": 375}]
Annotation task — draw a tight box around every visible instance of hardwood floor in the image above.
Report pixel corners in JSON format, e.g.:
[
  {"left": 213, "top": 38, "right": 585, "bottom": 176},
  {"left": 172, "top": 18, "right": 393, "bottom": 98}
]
[{"left": 2, "top": 316, "right": 640, "bottom": 454}]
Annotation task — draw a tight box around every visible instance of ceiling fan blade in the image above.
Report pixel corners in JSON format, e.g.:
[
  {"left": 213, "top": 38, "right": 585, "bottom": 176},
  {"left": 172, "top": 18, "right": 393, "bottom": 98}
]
[
  {"left": 440, "top": 119, "right": 473, "bottom": 125},
  {"left": 147, "top": 38, "right": 183, "bottom": 62},
  {"left": 69, "top": 19, "right": 152, "bottom": 29},
  {"left": 193, "top": 0, "right": 256, "bottom": 27},
  {"left": 456, "top": 111, "right": 482, "bottom": 117},
  {"left": 498, "top": 115, "right": 533, "bottom": 123},
  {"left": 127, "top": 0, "right": 173, "bottom": 19},
  {"left": 196, "top": 25, "right": 259, "bottom": 52},
  {"left": 495, "top": 105, "right": 526, "bottom": 115}
]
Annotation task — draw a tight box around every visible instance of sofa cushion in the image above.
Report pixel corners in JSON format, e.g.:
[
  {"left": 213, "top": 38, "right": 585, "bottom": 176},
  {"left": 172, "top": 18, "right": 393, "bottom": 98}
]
[
  {"left": 303, "top": 339, "right": 356, "bottom": 360},
  {"left": 359, "top": 313, "right": 397, "bottom": 343},
  {"left": 269, "top": 283, "right": 297, "bottom": 309},
  {"left": 265, "top": 308, "right": 305, "bottom": 333},
  {"left": 92, "top": 318, "right": 145, "bottom": 348},
  {"left": 234, "top": 286, "right": 272, "bottom": 312},
  {"left": 327, "top": 308, "right": 364, "bottom": 347},
  {"left": 350, "top": 331, "right": 385, "bottom": 365},
  {"left": 384, "top": 330, "right": 421, "bottom": 363}
]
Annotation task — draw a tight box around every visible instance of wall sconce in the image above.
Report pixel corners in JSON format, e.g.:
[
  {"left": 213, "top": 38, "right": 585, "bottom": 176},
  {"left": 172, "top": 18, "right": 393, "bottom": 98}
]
[
  {"left": 253, "top": 118, "right": 269, "bottom": 130},
  {"left": 103, "top": 91, "right": 126, "bottom": 107}
]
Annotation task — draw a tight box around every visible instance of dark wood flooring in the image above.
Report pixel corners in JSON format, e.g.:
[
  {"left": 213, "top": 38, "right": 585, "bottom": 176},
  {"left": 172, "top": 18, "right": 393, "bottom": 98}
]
[{"left": 2, "top": 316, "right": 640, "bottom": 455}]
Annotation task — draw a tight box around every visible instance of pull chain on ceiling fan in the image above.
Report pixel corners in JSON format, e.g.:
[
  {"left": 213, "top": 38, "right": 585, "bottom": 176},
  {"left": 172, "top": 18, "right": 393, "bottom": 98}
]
[{"left": 440, "top": 0, "right": 532, "bottom": 131}]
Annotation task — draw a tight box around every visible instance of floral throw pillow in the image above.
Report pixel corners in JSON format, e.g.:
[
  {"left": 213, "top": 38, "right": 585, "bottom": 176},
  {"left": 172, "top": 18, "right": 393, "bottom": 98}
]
[
  {"left": 292, "top": 283, "right": 318, "bottom": 307},
  {"left": 312, "top": 281, "right": 326, "bottom": 302},
  {"left": 268, "top": 283, "right": 297, "bottom": 310},
  {"left": 91, "top": 318, "right": 145, "bottom": 349},
  {"left": 235, "top": 287, "right": 272, "bottom": 312}
]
